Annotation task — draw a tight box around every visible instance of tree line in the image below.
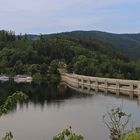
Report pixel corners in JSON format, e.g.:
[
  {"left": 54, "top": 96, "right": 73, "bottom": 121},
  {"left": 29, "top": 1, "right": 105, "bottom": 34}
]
[{"left": 0, "top": 30, "right": 140, "bottom": 80}]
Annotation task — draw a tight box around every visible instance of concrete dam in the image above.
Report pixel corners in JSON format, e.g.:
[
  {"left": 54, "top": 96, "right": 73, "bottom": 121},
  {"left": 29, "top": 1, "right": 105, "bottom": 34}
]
[{"left": 61, "top": 73, "right": 140, "bottom": 102}]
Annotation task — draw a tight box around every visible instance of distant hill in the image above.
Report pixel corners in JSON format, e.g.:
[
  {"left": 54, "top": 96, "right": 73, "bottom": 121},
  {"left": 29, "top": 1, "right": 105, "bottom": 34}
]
[{"left": 36, "top": 31, "right": 140, "bottom": 58}]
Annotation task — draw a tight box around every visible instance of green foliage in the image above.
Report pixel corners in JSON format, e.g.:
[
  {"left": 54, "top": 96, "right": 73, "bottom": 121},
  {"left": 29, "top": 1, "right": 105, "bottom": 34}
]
[
  {"left": 29, "top": 64, "right": 41, "bottom": 75},
  {"left": 40, "top": 63, "right": 48, "bottom": 74},
  {"left": 0, "top": 30, "right": 15, "bottom": 43},
  {"left": 74, "top": 57, "right": 88, "bottom": 75},
  {"left": 2, "top": 132, "right": 13, "bottom": 140},
  {"left": 47, "top": 74, "right": 60, "bottom": 85},
  {"left": 14, "top": 60, "right": 24, "bottom": 74},
  {"left": 0, "top": 91, "right": 28, "bottom": 140},
  {"left": 120, "top": 128, "right": 140, "bottom": 140},
  {"left": 32, "top": 73, "right": 42, "bottom": 85},
  {"left": 49, "top": 60, "right": 59, "bottom": 74},
  {"left": 0, "top": 91, "right": 28, "bottom": 116},
  {"left": 53, "top": 127, "right": 84, "bottom": 140},
  {"left": 46, "top": 31, "right": 140, "bottom": 58},
  {"left": 1, "top": 29, "right": 140, "bottom": 80},
  {"left": 103, "top": 107, "right": 131, "bottom": 140}
]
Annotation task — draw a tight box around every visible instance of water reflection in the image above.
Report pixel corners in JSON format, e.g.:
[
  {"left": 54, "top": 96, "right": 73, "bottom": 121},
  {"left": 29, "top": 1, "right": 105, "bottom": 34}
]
[
  {"left": 0, "top": 81, "right": 92, "bottom": 107},
  {"left": 0, "top": 82, "right": 140, "bottom": 140}
]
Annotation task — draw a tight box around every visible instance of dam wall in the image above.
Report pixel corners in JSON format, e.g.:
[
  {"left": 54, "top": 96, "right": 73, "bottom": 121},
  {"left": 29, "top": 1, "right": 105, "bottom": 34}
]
[{"left": 61, "top": 73, "right": 140, "bottom": 101}]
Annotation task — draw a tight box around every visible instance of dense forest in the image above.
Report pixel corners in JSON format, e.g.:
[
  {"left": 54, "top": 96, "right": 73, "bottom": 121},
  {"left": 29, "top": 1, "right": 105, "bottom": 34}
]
[
  {"left": 0, "top": 30, "right": 140, "bottom": 80},
  {"left": 43, "top": 31, "right": 140, "bottom": 58}
]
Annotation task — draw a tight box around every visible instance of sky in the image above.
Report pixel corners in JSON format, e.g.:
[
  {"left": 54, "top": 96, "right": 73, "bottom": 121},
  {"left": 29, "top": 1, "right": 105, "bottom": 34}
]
[{"left": 0, "top": 0, "right": 140, "bottom": 34}]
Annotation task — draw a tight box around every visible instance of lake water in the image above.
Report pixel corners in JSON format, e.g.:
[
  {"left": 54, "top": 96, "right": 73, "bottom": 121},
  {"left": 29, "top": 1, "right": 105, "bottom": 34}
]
[{"left": 0, "top": 82, "right": 140, "bottom": 140}]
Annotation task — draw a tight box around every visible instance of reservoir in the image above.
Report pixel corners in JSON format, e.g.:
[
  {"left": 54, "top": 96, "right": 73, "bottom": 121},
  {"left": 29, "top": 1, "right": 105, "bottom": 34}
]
[{"left": 0, "top": 82, "right": 140, "bottom": 140}]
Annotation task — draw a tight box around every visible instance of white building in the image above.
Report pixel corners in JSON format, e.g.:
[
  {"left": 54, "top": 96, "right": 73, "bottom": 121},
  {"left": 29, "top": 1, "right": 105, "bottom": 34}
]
[
  {"left": 0, "top": 75, "right": 9, "bottom": 82},
  {"left": 14, "top": 75, "right": 32, "bottom": 83}
]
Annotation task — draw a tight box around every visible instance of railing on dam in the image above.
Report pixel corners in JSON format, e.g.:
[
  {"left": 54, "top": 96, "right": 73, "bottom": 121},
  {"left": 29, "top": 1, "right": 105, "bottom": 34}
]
[{"left": 61, "top": 73, "right": 140, "bottom": 102}]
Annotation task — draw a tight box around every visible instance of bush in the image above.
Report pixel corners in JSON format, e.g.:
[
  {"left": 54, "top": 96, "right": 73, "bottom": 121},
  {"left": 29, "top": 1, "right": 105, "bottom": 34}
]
[
  {"left": 120, "top": 128, "right": 140, "bottom": 140},
  {"left": 53, "top": 127, "right": 84, "bottom": 140}
]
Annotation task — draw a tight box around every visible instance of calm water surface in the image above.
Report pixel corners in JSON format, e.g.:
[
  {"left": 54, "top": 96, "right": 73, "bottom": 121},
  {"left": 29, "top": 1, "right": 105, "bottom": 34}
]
[{"left": 0, "top": 82, "right": 140, "bottom": 140}]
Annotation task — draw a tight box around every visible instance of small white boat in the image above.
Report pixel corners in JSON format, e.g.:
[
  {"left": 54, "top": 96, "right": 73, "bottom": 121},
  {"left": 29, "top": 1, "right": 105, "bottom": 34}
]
[
  {"left": 0, "top": 75, "right": 9, "bottom": 82},
  {"left": 26, "top": 76, "right": 32, "bottom": 82},
  {"left": 14, "top": 75, "right": 32, "bottom": 83}
]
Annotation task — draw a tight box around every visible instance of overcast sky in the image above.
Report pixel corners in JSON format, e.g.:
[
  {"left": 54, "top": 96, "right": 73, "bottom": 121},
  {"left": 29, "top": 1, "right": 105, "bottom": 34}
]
[{"left": 0, "top": 0, "right": 140, "bottom": 34}]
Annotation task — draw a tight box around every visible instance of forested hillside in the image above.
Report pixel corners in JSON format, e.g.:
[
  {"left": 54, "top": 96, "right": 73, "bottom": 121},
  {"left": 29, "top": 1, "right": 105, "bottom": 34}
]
[
  {"left": 43, "top": 31, "right": 140, "bottom": 58},
  {"left": 0, "top": 30, "right": 140, "bottom": 80}
]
